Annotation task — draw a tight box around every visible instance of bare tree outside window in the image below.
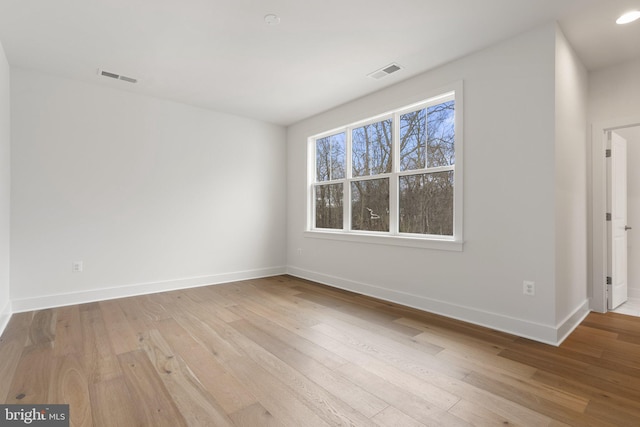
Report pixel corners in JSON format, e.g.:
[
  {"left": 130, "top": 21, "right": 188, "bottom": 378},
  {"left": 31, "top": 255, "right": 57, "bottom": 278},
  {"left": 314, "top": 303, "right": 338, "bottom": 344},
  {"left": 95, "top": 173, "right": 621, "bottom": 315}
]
[
  {"left": 314, "top": 132, "right": 345, "bottom": 229},
  {"left": 399, "top": 100, "right": 455, "bottom": 235},
  {"left": 400, "top": 109, "right": 426, "bottom": 171},
  {"left": 311, "top": 93, "right": 458, "bottom": 239},
  {"left": 316, "top": 132, "right": 346, "bottom": 181},
  {"left": 352, "top": 119, "right": 392, "bottom": 177},
  {"left": 399, "top": 171, "right": 453, "bottom": 235},
  {"left": 427, "top": 101, "right": 455, "bottom": 167},
  {"left": 315, "top": 183, "right": 343, "bottom": 229},
  {"left": 351, "top": 178, "right": 389, "bottom": 232}
]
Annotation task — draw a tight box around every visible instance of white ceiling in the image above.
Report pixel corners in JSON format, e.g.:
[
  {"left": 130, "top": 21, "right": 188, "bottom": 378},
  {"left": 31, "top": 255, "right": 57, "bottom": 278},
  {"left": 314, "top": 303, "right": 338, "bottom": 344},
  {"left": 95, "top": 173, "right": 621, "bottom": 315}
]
[{"left": 0, "top": 0, "right": 638, "bottom": 125}]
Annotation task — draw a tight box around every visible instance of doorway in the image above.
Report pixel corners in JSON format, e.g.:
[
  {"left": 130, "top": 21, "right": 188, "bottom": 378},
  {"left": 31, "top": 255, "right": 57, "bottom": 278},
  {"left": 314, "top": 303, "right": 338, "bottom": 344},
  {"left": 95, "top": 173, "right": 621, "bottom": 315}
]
[
  {"left": 609, "top": 126, "right": 640, "bottom": 315},
  {"left": 591, "top": 120, "right": 640, "bottom": 315}
]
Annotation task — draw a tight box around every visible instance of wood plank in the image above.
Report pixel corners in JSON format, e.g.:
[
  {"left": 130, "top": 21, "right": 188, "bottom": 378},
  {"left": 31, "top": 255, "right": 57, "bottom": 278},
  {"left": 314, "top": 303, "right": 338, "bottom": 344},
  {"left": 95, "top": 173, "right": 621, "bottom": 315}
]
[
  {"left": 371, "top": 406, "right": 426, "bottom": 427},
  {"left": 531, "top": 369, "right": 640, "bottom": 422},
  {"left": 98, "top": 300, "right": 140, "bottom": 355},
  {"left": 138, "top": 329, "right": 235, "bottom": 426},
  {"left": 312, "top": 321, "right": 469, "bottom": 384},
  {"left": 89, "top": 378, "right": 141, "bottom": 427},
  {"left": 117, "top": 350, "right": 188, "bottom": 427},
  {"left": 227, "top": 304, "right": 349, "bottom": 370},
  {"left": 170, "top": 297, "right": 245, "bottom": 363},
  {"left": 462, "top": 370, "right": 591, "bottom": 425},
  {"left": 117, "top": 294, "right": 171, "bottom": 334},
  {"left": 229, "top": 402, "right": 285, "bottom": 427},
  {"left": 229, "top": 316, "right": 388, "bottom": 419},
  {"left": 334, "top": 362, "right": 456, "bottom": 426},
  {"left": 26, "top": 309, "right": 56, "bottom": 346},
  {"left": 48, "top": 353, "right": 93, "bottom": 427},
  {"left": 500, "top": 341, "right": 640, "bottom": 400},
  {"left": 447, "top": 399, "right": 523, "bottom": 427},
  {"left": 5, "top": 344, "right": 53, "bottom": 404},
  {"left": 295, "top": 292, "right": 425, "bottom": 337},
  {"left": 0, "top": 312, "right": 32, "bottom": 402},
  {"left": 155, "top": 317, "right": 257, "bottom": 414},
  {"left": 0, "top": 338, "right": 25, "bottom": 403},
  {"left": 585, "top": 399, "right": 640, "bottom": 427},
  {"left": 275, "top": 289, "right": 439, "bottom": 351},
  {"left": 397, "top": 316, "right": 509, "bottom": 356},
  {"left": 0, "top": 311, "right": 32, "bottom": 343},
  {"left": 80, "top": 306, "right": 122, "bottom": 384},
  {"left": 221, "top": 355, "right": 331, "bottom": 427},
  {"left": 434, "top": 345, "right": 537, "bottom": 380},
  {"left": 53, "top": 305, "right": 83, "bottom": 357},
  {"left": 221, "top": 319, "right": 376, "bottom": 426}
]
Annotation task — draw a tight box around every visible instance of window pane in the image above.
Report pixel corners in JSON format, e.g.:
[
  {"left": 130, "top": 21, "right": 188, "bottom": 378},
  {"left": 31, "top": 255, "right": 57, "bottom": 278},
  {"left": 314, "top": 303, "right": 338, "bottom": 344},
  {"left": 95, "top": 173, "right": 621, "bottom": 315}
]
[
  {"left": 316, "top": 133, "right": 346, "bottom": 182},
  {"left": 351, "top": 178, "right": 389, "bottom": 232},
  {"left": 315, "top": 183, "right": 343, "bottom": 229},
  {"left": 399, "top": 171, "right": 453, "bottom": 235},
  {"left": 352, "top": 119, "right": 392, "bottom": 177},
  {"left": 400, "top": 109, "right": 426, "bottom": 171},
  {"left": 427, "top": 101, "right": 455, "bottom": 167}
]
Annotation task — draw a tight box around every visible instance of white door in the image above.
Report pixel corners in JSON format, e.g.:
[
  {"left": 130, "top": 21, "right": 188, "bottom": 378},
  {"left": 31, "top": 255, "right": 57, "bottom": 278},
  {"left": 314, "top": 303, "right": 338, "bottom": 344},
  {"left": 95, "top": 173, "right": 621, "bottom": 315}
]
[{"left": 608, "top": 131, "right": 628, "bottom": 310}]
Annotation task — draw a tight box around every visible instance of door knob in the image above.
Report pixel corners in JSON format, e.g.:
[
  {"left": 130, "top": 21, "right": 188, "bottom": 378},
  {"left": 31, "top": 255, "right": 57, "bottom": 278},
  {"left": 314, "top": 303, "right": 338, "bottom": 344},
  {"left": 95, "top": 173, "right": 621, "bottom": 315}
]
[{"left": 625, "top": 225, "right": 633, "bottom": 231}]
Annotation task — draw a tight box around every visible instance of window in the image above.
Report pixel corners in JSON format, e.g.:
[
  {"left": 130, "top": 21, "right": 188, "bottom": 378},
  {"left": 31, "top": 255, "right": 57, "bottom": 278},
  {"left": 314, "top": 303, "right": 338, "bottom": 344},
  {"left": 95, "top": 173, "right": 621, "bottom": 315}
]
[{"left": 308, "top": 87, "right": 462, "bottom": 250}]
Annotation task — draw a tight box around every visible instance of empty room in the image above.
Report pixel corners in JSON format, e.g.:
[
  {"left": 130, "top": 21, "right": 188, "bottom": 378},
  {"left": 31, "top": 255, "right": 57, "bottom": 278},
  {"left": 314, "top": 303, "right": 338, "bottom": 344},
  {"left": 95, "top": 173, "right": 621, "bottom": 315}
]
[{"left": 1, "top": 0, "right": 640, "bottom": 425}]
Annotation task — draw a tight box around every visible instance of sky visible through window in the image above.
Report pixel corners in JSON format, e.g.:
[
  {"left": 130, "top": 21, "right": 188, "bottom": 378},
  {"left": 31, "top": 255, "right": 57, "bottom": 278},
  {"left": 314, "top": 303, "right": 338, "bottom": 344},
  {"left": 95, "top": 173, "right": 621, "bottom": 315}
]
[{"left": 314, "top": 99, "right": 455, "bottom": 236}]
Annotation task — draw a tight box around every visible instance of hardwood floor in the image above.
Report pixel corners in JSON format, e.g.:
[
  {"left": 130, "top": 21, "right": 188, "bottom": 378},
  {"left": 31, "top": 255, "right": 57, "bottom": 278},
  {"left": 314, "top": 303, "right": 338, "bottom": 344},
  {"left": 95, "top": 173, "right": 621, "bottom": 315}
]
[{"left": 1, "top": 275, "right": 640, "bottom": 426}]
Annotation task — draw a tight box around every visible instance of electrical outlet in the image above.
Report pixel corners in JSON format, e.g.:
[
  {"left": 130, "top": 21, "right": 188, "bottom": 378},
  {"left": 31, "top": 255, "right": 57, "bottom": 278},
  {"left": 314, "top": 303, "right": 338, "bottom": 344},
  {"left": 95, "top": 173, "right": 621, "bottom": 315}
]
[
  {"left": 72, "top": 261, "right": 83, "bottom": 273},
  {"left": 523, "top": 280, "right": 535, "bottom": 296}
]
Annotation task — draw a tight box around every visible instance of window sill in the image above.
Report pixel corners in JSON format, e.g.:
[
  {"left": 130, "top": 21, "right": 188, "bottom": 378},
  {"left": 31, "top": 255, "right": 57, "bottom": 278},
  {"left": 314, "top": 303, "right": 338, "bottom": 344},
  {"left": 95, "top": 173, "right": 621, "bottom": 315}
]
[{"left": 304, "top": 230, "right": 464, "bottom": 251}]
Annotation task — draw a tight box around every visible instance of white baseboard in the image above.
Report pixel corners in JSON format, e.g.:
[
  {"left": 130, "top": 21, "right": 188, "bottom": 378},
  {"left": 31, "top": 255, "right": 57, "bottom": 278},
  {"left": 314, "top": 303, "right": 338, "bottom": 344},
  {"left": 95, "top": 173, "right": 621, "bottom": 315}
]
[
  {"left": 10, "top": 266, "right": 287, "bottom": 313},
  {"left": 555, "top": 300, "right": 590, "bottom": 345},
  {"left": 0, "top": 300, "right": 11, "bottom": 338},
  {"left": 287, "top": 266, "right": 588, "bottom": 346}
]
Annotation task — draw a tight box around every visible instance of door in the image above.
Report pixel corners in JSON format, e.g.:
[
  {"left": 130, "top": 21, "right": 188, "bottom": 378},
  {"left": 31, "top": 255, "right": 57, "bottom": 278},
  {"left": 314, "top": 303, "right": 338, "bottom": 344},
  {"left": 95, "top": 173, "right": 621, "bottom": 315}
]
[{"left": 608, "top": 131, "right": 628, "bottom": 309}]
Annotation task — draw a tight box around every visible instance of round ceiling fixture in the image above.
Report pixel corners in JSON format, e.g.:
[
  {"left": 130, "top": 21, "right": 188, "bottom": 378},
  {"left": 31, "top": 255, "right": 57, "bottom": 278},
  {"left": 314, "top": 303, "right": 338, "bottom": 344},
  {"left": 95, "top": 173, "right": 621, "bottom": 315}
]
[
  {"left": 264, "top": 14, "right": 281, "bottom": 25},
  {"left": 616, "top": 10, "right": 640, "bottom": 24}
]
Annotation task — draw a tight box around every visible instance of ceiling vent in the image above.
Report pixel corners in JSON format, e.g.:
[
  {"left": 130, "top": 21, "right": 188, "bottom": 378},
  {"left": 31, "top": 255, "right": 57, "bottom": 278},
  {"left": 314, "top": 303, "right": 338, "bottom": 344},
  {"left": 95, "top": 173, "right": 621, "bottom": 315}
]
[
  {"left": 367, "top": 63, "right": 402, "bottom": 80},
  {"left": 98, "top": 69, "right": 138, "bottom": 84}
]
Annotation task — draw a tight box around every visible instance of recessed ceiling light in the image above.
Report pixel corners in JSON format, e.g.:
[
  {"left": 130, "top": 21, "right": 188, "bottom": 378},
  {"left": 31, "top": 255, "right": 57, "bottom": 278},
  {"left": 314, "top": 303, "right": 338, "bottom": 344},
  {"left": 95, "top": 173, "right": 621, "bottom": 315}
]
[
  {"left": 616, "top": 10, "right": 640, "bottom": 25},
  {"left": 264, "top": 14, "right": 281, "bottom": 25}
]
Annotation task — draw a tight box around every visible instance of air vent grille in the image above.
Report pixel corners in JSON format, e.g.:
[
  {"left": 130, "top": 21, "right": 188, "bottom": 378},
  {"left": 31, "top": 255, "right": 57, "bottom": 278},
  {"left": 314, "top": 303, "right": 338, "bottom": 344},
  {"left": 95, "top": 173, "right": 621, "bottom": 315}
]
[
  {"left": 98, "top": 69, "right": 138, "bottom": 84},
  {"left": 368, "top": 63, "right": 402, "bottom": 80}
]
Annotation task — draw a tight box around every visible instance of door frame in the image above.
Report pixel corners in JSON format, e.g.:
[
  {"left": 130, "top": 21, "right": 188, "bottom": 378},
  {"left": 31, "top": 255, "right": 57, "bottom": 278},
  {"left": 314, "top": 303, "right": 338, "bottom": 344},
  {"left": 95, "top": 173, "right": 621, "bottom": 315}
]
[{"left": 591, "top": 117, "right": 640, "bottom": 312}]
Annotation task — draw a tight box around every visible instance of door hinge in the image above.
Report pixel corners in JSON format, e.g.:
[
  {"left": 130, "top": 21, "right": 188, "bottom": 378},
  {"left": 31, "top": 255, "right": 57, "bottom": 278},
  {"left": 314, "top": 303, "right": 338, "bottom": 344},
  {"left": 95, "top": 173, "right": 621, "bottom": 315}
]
[
  {"left": 607, "top": 276, "right": 612, "bottom": 285},
  {"left": 606, "top": 213, "right": 612, "bottom": 221},
  {"left": 606, "top": 149, "right": 611, "bottom": 158}
]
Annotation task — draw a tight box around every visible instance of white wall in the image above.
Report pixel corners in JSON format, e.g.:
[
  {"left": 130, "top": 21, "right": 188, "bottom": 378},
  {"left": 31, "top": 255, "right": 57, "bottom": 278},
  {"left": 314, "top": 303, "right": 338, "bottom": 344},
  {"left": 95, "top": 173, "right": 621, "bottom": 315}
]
[
  {"left": 287, "top": 24, "right": 573, "bottom": 344},
  {"left": 0, "top": 41, "right": 10, "bottom": 332},
  {"left": 589, "top": 58, "right": 640, "bottom": 124},
  {"left": 10, "top": 68, "right": 287, "bottom": 310},
  {"left": 554, "top": 27, "right": 589, "bottom": 333}
]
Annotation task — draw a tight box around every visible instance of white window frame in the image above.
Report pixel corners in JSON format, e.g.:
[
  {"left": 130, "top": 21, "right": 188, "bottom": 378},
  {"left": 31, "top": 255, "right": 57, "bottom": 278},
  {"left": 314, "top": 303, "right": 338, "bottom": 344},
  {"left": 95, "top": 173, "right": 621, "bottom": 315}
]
[{"left": 305, "top": 83, "right": 463, "bottom": 251}]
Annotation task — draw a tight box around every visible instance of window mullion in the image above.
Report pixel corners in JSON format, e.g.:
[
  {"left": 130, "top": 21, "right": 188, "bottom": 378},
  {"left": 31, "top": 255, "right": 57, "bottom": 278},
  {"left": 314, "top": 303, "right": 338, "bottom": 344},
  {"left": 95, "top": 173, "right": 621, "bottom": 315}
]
[
  {"left": 345, "top": 127, "right": 353, "bottom": 231},
  {"left": 309, "top": 139, "right": 317, "bottom": 230},
  {"left": 389, "top": 112, "right": 400, "bottom": 235}
]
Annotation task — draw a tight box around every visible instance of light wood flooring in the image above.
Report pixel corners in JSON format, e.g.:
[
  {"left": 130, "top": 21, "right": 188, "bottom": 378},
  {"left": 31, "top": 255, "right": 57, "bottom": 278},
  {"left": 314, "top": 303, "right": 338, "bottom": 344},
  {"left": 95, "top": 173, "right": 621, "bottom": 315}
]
[{"left": 1, "top": 275, "right": 640, "bottom": 426}]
